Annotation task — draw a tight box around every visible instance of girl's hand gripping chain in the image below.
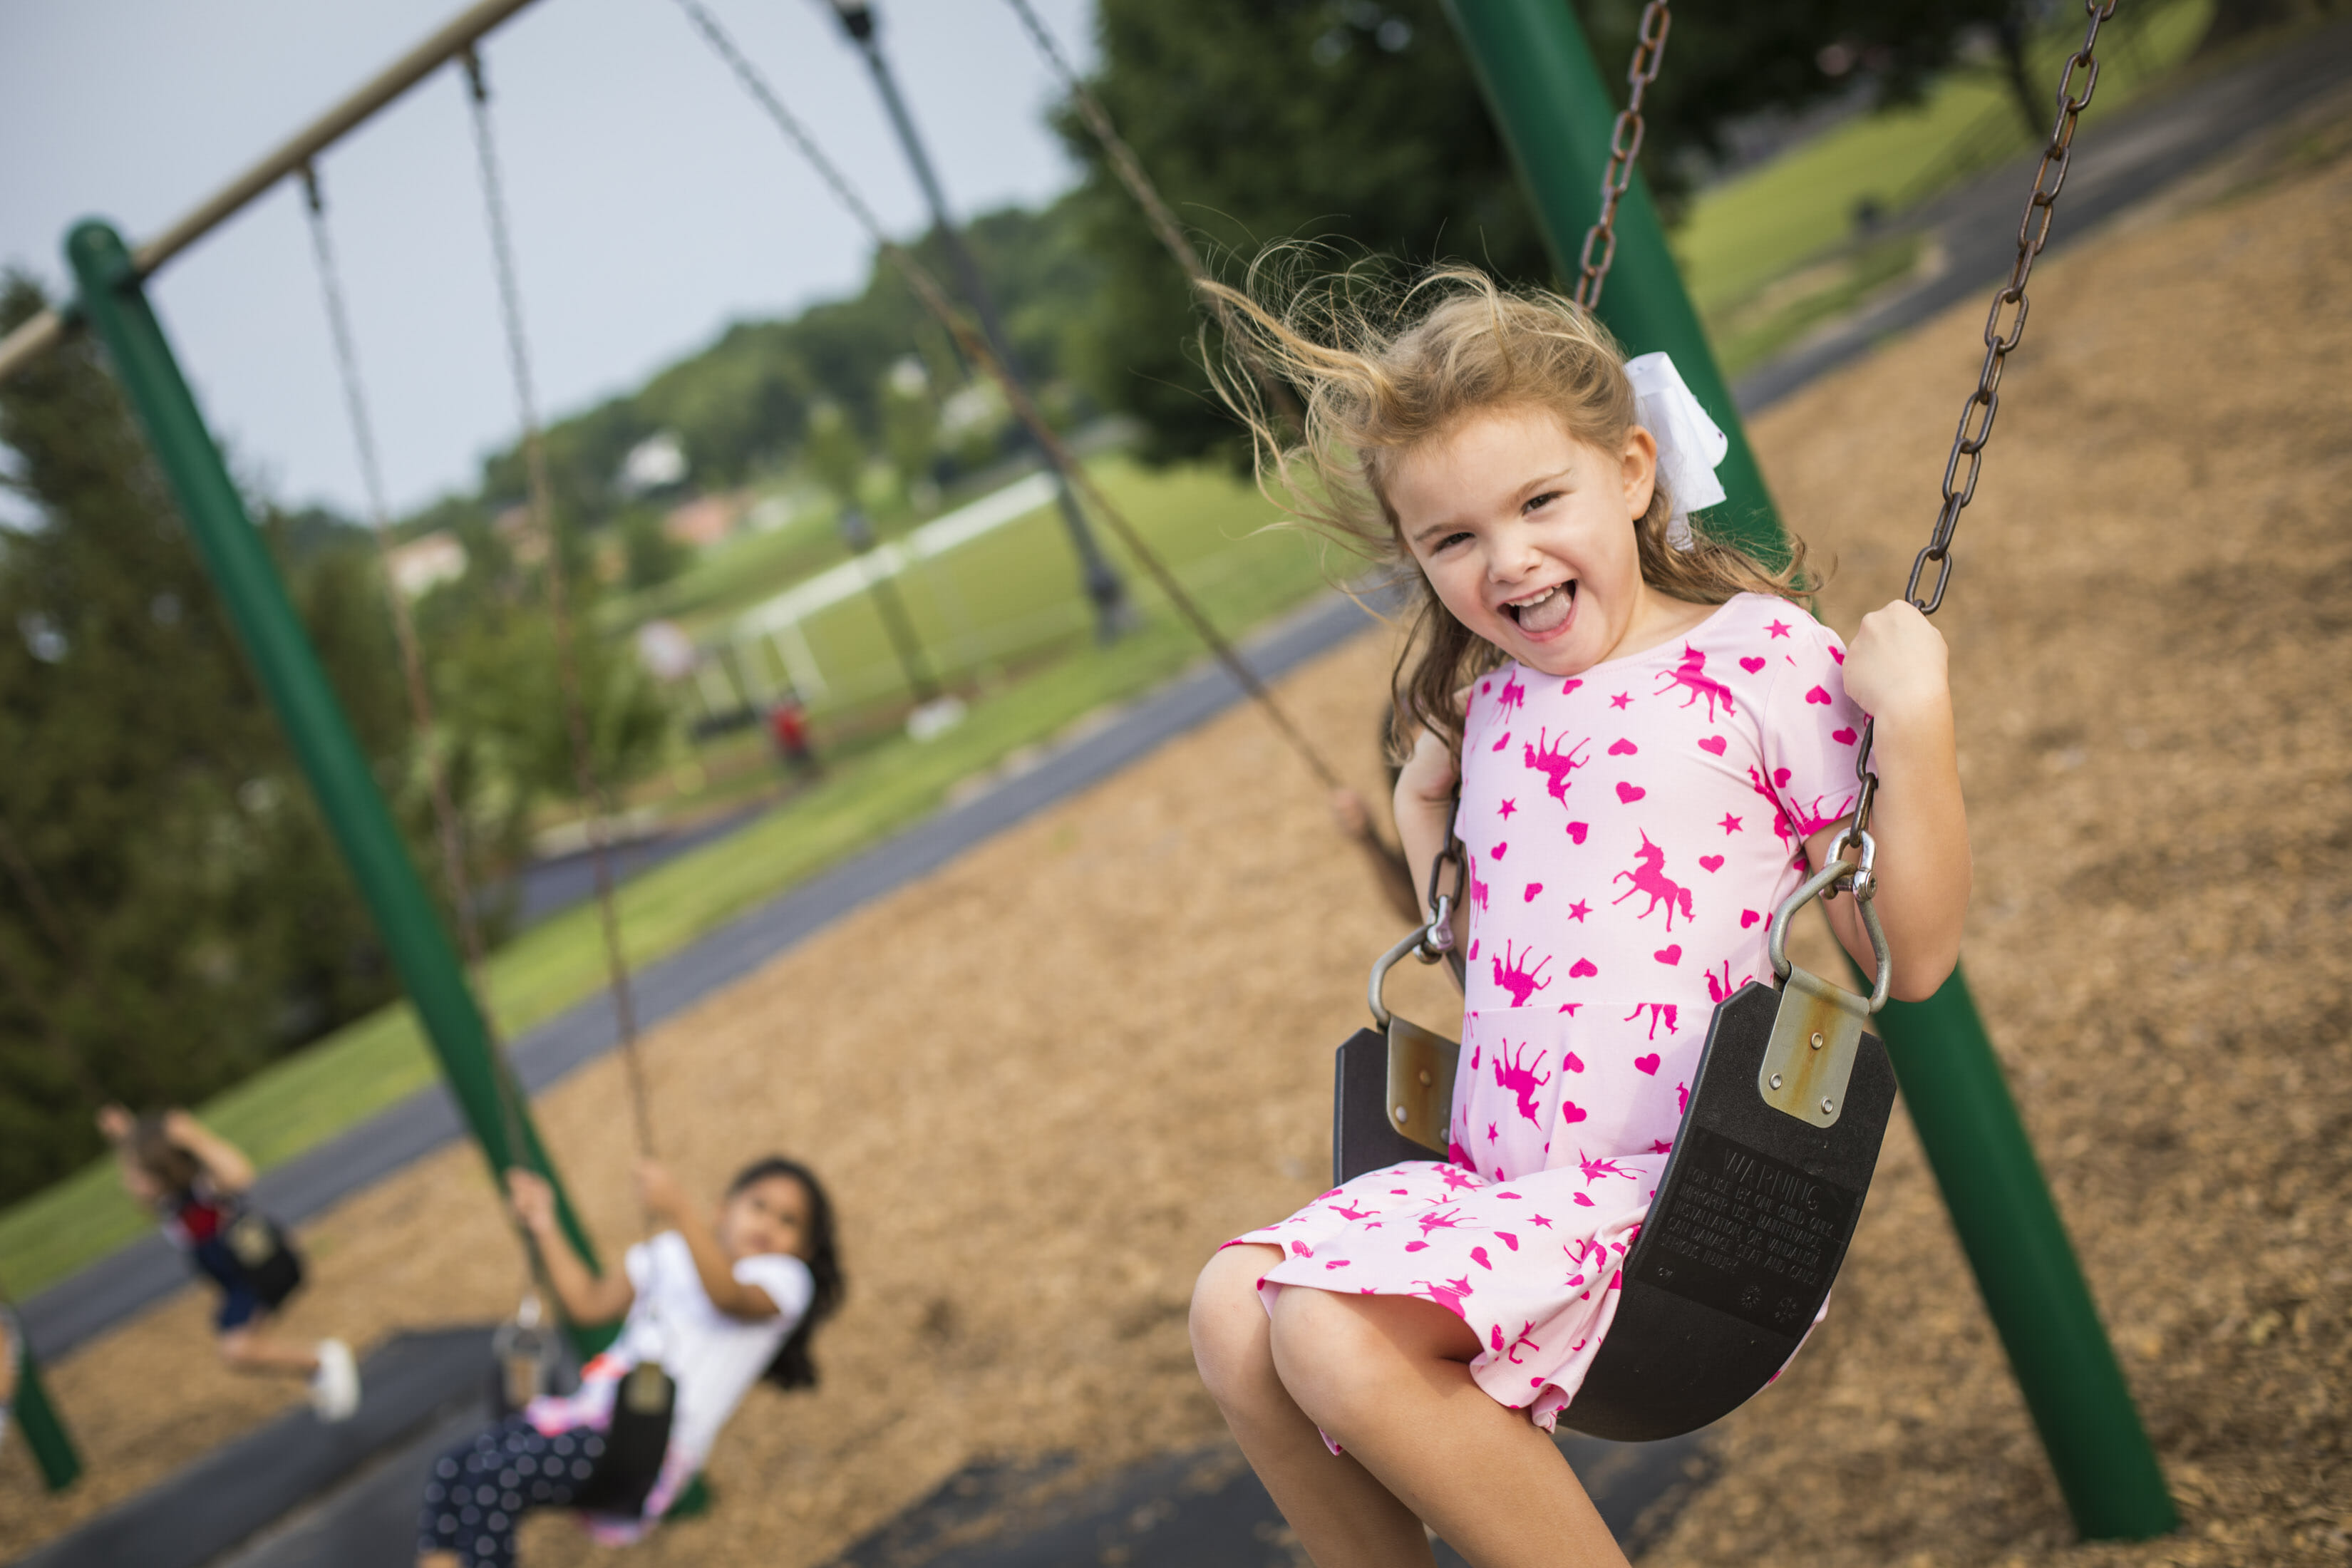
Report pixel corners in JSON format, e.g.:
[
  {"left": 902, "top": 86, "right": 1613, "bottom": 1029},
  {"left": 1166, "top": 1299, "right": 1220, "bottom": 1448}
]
[
  {"left": 505, "top": 1168, "right": 557, "bottom": 1239},
  {"left": 1807, "top": 599, "right": 1971, "bottom": 1002},
  {"left": 505, "top": 1167, "right": 634, "bottom": 1324},
  {"left": 633, "top": 1158, "right": 691, "bottom": 1227}
]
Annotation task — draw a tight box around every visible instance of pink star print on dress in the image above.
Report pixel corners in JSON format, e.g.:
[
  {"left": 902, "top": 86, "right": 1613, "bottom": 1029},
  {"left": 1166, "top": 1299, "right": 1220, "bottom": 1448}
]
[{"left": 1234, "top": 594, "right": 1865, "bottom": 1433}]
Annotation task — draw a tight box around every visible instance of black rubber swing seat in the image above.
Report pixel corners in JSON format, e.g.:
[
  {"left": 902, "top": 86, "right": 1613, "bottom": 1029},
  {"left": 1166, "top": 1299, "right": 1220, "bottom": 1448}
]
[{"left": 1334, "top": 906, "right": 1897, "bottom": 1440}]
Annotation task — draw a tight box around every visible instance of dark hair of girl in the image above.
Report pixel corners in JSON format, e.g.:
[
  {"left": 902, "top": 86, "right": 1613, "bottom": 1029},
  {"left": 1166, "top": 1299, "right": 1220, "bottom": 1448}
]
[{"left": 729, "top": 1156, "right": 845, "bottom": 1391}]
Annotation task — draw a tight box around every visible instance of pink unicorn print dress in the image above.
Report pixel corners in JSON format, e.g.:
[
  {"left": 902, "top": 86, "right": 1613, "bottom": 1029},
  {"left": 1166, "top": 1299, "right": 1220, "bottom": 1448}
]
[{"left": 1235, "top": 592, "right": 1867, "bottom": 1431}]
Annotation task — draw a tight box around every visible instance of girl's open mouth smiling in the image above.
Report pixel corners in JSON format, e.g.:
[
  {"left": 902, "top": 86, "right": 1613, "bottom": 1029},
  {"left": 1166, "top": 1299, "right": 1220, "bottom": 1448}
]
[{"left": 1505, "top": 580, "right": 1577, "bottom": 636}]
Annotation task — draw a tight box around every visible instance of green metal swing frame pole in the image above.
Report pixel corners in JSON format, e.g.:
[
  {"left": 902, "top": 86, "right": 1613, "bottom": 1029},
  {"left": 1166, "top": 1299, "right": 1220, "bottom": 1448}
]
[
  {"left": 1439, "top": 0, "right": 2174, "bottom": 1541},
  {"left": 9, "top": 1326, "right": 81, "bottom": 1491},
  {"left": 63, "top": 220, "right": 606, "bottom": 1304}
]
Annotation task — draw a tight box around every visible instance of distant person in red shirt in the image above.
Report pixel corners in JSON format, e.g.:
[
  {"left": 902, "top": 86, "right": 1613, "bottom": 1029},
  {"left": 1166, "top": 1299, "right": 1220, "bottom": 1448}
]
[
  {"left": 766, "top": 695, "right": 820, "bottom": 780},
  {"left": 98, "top": 1105, "right": 359, "bottom": 1420}
]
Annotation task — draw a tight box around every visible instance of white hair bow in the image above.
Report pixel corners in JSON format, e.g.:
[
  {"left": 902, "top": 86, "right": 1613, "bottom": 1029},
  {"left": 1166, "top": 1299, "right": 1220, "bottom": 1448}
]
[{"left": 1624, "top": 351, "right": 1729, "bottom": 551}]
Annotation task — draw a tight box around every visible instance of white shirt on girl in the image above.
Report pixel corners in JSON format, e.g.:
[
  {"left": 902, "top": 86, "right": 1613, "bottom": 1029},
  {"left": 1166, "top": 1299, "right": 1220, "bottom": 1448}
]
[{"left": 526, "top": 1229, "right": 811, "bottom": 1513}]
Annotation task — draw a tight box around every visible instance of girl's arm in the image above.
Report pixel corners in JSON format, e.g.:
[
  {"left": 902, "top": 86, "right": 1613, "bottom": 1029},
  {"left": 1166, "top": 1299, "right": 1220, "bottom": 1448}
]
[
  {"left": 163, "top": 1110, "right": 256, "bottom": 1195},
  {"left": 636, "top": 1160, "right": 777, "bottom": 1321},
  {"left": 1807, "top": 601, "right": 1971, "bottom": 1003},
  {"left": 507, "top": 1170, "right": 634, "bottom": 1326},
  {"left": 1393, "top": 726, "right": 1468, "bottom": 950},
  {"left": 96, "top": 1105, "right": 160, "bottom": 1205}
]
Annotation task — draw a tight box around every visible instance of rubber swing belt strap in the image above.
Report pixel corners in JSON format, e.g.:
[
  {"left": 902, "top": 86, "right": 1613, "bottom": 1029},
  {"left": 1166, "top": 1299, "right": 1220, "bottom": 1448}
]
[
  {"left": 1843, "top": 0, "right": 2120, "bottom": 853},
  {"left": 671, "top": 0, "right": 1348, "bottom": 799}
]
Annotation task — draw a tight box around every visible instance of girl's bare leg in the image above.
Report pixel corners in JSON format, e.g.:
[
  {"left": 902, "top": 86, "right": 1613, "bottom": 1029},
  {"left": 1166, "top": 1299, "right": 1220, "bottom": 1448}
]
[
  {"left": 1192, "top": 1244, "right": 1435, "bottom": 1566},
  {"left": 1269, "top": 1286, "right": 1629, "bottom": 1568},
  {"left": 417, "top": 1556, "right": 460, "bottom": 1568}
]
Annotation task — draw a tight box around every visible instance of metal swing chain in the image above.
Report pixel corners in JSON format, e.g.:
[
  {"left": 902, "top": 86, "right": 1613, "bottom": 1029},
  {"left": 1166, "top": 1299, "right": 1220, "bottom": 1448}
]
[
  {"left": 1001, "top": 0, "right": 1306, "bottom": 435},
  {"left": 1573, "top": 0, "right": 1672, "bottom": 311},
  {"left": 672, "top": 0, "right": 1348, "bottom": 798},
  {"left": 461, "top": 47, "right": 658, "bottom": 1171},
  {"left": 299, "top": 167, "right": 559, "bottom": 1352},
  {"left": 298, "top": 166, "right": 502, "bottom": 1029},
  {"left": 1842, "top": 0, "right": 2119, "bottom": 870},
  {"left": 1405, "top": 4, "right": 1674, "bottom": 961}
]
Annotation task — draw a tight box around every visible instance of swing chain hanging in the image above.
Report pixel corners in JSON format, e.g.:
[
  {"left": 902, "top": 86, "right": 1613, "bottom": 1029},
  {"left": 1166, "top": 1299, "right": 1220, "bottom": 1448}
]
[
  {"left": 1573, "top": 0, "right": 1671, "bottom": 311},
  {"left": 1909, "top": 0, "right": 2119, "bottom": 618},
  {"left": 301, "top": 162, "right": 567, "bottom": 1341},
  {"left": 461, "top": 43, "right": 658, "bottom": 1168},
  {"left": 297, "top": 163, "right": 501, "bottom": 1009},
  {"left": 674, "top": 0, "right": 1348, "bottom": 798},
  {"left": 1842, "top": 0, "right": 2118, "bottom": 865},
  {"left": 1001, "top": 0, "right": 1306, "bottom": 435}
]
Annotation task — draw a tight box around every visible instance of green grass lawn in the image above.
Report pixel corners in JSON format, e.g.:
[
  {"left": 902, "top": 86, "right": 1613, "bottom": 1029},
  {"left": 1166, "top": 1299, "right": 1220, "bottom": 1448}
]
[
  {"left": 0, "top": 458, "right": 1333, "bottom": 1298},
  {"left": 1675, "top": 0, "right": 2214, "bottom": 362}
]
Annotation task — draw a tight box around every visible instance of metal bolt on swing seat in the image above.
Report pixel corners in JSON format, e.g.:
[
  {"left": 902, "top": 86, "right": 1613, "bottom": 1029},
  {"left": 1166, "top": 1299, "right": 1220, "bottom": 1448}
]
[
  {"left": 1419, "top": 1069, "right": 1433, "bottom": 1085},
  {"left": 1394, "top": 1105, "right": 1409, "bottom": 1124},
  {"left": 1770, "top": 1073, "right": 1784, "bottom": 1090},
  {"left": 1810, "top": 1032, "right": 1825, "bottom": 1051},
  {"left": 1822, "top": 1098, "right": 1835, "bottom": 1114}
]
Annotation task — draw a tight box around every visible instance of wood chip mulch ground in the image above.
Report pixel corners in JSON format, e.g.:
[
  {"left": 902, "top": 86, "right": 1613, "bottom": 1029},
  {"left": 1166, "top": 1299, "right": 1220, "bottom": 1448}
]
[{"left": 4, "top": 91, "right": 2348, "bottom": 1568}]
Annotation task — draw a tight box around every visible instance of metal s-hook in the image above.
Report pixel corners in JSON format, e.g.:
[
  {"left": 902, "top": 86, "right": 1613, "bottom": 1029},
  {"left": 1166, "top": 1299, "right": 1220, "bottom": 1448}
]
[{"left": 1768, "top": 833, "right": 1891, "bottom": 1014}]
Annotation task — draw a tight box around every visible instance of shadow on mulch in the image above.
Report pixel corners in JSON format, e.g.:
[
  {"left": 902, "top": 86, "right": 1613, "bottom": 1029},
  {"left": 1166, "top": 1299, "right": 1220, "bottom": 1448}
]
[{"left": 827, "top": 1431, "right": 1714, "bottom": 1567}]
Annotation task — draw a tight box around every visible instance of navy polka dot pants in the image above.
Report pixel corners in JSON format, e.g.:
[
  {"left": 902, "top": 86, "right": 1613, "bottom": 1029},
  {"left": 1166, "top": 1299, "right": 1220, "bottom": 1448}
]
[{"left": 416, "top": 1415, "right": 604, "bottom": 1568}]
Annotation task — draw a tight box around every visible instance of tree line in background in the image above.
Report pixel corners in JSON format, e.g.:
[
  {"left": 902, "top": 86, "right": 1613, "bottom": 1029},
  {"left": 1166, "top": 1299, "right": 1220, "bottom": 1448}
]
[
  {"left": 0, "top": 0, "right": 2274, "bottom": 1206},
  {"left": 0, "top": 274, "right": 664, "bottom": 1203}
]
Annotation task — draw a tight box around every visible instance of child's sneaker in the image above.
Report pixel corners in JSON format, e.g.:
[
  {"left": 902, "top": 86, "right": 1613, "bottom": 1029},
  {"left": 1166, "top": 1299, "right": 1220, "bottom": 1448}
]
[{"left": 309, "top": 1338, "right": 360, "bottom": 1422}]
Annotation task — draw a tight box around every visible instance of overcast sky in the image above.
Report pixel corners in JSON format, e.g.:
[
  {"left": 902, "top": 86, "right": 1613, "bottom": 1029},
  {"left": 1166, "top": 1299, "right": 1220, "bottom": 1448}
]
[{"left": 0, "top": 0, "right": 1098, "bottom": 523}]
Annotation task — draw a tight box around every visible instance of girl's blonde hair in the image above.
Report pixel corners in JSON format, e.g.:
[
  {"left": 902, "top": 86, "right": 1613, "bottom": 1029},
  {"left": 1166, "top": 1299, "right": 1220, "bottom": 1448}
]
[{"left": 1202, "top": 257, "right": 1810, "bottom": 760}]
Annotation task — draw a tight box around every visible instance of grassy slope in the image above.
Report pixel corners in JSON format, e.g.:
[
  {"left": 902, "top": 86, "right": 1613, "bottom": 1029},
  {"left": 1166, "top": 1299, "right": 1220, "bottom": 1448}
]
[
  {"left": 1675, "top": 0, "right": 2212, "bottom": 354},
  {"left": 0, "top": 458, "right": 1328, "bottom": 1295}
]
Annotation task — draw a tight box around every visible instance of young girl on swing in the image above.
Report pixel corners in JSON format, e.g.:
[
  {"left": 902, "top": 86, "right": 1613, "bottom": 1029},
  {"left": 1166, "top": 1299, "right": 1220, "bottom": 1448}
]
[
  {"left": 96, "top": 1104, "right": 361, "bottom": 1420},
  {"left": 415, "top": 1153, "right": 842, "bottom": 1568},
  {"left": 1189, "top": 266, "right": 1971, "bottom": 1567}
]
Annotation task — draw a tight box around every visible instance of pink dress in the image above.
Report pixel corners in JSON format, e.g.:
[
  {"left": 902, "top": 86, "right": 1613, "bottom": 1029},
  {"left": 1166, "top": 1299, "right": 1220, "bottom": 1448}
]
[{"left": 1235, "top": 592, "right": 1867, "bottom": 1431}]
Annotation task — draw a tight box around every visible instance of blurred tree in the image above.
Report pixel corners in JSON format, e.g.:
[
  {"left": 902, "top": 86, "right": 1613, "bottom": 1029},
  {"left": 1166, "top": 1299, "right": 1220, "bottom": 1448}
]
[
  {"left": 1054, "top": 0, "right": 2027, "bottom": 463},
  {"left": 460, "top": 201, "right": 1098, "bottom": 540},
  {"left": 0, "top": 274, "right": 485, "bottom": 1202},
  {"left": 2197, "top": 0, "right": 2333, "bottom": 53},
  {"left": 878, "top": 357, "right": 942, "bottom": 510},
  {"left": 803, "top": 401, "right": 870, "bottom": 508},
  {"left": 619, "top": 505, "right": 687, "bottom": 591}
]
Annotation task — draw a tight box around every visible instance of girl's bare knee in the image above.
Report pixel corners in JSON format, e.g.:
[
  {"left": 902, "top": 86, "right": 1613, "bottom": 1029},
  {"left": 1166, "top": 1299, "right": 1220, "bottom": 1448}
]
[
  {"left": 1190, "top": 1244, "right": 1279, "bottom": 1410},
  {"left": 1267, "top": 1287, "right": 1416, "bottom": 1433}
]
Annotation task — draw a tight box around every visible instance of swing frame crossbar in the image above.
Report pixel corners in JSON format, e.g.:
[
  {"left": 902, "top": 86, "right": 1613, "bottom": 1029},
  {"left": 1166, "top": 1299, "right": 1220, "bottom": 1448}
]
[{"left": 0, "top": 0, "right": 543, "bottom": 388}]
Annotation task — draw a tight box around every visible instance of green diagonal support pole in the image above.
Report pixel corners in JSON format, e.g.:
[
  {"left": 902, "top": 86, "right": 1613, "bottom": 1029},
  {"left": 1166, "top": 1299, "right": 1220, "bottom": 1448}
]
[
  {"left": 63, "top": 220, "right": 604, "bottom": 1316},
  {"left": 8, "top": 1315, "right": 81, "bottom": 1492},
  {"left": 1439, "top": 0, "right": 2175, "bottom": 1540}
]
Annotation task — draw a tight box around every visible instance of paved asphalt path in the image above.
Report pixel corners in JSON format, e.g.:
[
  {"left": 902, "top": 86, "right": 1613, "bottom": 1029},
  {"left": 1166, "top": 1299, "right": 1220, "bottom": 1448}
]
[
  {"left": 19, "top": 586, "right": 1392, "bottom": 1364},
  {"left": 1731, "top": 19, "right": 2352, "bottom": 412}
]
